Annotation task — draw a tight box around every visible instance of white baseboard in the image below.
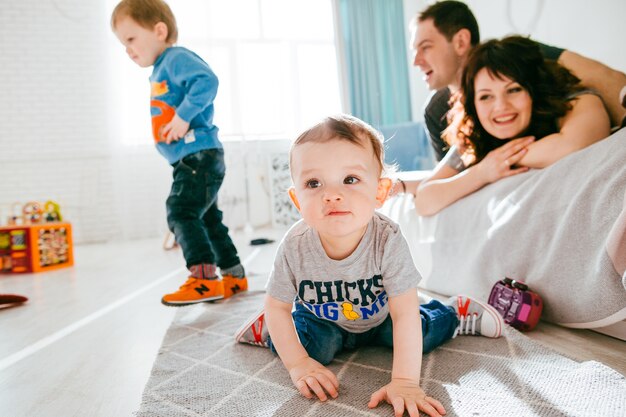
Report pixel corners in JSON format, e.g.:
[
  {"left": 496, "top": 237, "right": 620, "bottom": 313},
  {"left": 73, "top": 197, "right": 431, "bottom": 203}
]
[{"left": 592, "top": 319, "right": 626, "bottom": 341}]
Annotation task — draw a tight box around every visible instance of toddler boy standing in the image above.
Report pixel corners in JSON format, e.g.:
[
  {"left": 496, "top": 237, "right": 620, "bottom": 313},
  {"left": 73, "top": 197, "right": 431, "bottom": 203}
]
[{"left": 111, "top": 0, "right": 247, "bottom": 306}]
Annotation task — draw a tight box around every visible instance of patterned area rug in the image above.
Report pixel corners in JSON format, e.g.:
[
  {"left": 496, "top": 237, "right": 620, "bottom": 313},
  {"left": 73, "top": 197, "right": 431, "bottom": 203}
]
[{"left": 136, "top": 291, "right": 626, "bottom": 417}]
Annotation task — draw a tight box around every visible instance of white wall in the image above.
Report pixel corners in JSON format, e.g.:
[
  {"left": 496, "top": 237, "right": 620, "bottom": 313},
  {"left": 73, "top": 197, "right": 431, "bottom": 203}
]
[
  {"left": 0, "top": 0, "right": 117, "bottom": 243},
  {"left": 404, "top": 0, "right": 626, "bottom": 121},
  {"left": 0, "top": 0, "right": 284, "bottom": 244},
  {"left": 468, "top": 0, "right": 626, "bottom": 71},
  {"left": 1, "top": 0, "right": 623, "bottom": 244}
]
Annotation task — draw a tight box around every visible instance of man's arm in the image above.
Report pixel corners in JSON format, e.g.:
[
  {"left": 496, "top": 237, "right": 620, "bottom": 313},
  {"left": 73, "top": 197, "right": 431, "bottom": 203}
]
[
  {"left": 423, "top": 89, "right": 452, "bottom": 162},
  {"left": 559, "top": 50, "right": 626, "bottom": 128}
]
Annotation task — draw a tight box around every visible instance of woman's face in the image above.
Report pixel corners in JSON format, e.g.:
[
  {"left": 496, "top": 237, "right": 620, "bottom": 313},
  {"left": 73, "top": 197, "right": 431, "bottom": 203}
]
[{"left": 473, "top": 68, "right": 533, "bottom": 140}]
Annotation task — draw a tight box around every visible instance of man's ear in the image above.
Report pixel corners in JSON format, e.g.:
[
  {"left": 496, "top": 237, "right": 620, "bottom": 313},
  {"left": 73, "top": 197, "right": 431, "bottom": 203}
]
[
  {"left": 154, "top": 22, "right": 169, "bottom": 42},
  {"left": 288, "top": 187, "right": 301, "bottom": 211},
  {"left": 452, "top": 28, "right": 472, "bottom": 57},
  {"left": 376, "top": 178, "right": 392, "bottom": 207}
]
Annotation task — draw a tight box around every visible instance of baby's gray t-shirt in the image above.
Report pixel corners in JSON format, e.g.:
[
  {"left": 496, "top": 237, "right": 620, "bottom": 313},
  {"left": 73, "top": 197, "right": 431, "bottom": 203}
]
[{"left": 266, "top": 212, "right": 421, "bottom": 333}]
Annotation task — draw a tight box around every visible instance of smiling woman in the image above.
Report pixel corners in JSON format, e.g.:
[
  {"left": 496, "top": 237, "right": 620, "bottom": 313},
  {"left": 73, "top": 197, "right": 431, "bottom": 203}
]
[
  {"left": 411, "top": 35, "right": 610, "bottom": 217},
  {"left": 473, "top": 71, "right": 532, "bottom": 141}
]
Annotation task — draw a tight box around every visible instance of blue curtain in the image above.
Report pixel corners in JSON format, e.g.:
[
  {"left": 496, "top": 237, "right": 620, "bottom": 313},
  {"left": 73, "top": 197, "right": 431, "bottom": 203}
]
[{"left": 337, "top": 0, "right": 412, "bottom": 127}]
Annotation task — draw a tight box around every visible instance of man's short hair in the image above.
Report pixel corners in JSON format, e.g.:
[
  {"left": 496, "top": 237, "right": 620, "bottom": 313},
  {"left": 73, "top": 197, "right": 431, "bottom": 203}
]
[{"left": 418, "top": 1, "right": 480, "bottom": 46}]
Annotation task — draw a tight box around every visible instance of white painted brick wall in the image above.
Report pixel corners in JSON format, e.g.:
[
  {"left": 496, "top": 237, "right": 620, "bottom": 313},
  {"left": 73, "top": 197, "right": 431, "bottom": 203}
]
[
  {"left": 0, "top": 0, "right": 116, "bottom": 244},
  {"left": 0, "top": 1, "right": 292, "bottom": 244}
]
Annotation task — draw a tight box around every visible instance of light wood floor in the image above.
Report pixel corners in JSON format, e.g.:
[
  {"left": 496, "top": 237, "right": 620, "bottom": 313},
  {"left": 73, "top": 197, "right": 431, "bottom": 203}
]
[{"left": 0, "top": 230, "right": 624, "bottom": 417}]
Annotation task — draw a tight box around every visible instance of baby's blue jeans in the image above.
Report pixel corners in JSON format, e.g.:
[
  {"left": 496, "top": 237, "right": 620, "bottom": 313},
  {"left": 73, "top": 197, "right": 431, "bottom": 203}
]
[{"left": 269, "top": 299, "right": 459, "bottom": 365}]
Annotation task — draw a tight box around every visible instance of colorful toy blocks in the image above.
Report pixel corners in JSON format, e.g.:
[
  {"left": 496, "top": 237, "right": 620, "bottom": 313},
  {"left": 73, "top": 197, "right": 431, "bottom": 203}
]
[{"left": 0, "top": 222, "right": 74, "bottom": 273}]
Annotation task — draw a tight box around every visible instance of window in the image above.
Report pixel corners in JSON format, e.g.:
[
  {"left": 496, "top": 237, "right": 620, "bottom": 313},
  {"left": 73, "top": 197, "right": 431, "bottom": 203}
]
[{"left": 108, "top": 0, "right": 342, "bottom": 145}]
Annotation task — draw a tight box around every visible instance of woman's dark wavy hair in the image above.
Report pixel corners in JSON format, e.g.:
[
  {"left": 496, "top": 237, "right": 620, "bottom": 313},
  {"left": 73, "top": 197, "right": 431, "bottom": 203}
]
[{"left": 445, "top": 36, "right": 583, "bottom": 164}]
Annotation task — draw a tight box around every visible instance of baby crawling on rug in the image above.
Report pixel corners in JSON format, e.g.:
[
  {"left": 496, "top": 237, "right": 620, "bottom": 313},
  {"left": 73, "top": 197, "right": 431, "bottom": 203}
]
[{"left": 235, "top": 114, "right": 504, "bottom": 417}]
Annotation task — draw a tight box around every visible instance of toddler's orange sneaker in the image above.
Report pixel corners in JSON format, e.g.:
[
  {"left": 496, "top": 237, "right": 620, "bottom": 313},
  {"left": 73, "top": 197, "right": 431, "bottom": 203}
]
[
  {"left": 223, "top": 274, "right": 248, "bottom": 298},
  {"left": 161, "top": 277, "right": 224, "bottom": 306}
]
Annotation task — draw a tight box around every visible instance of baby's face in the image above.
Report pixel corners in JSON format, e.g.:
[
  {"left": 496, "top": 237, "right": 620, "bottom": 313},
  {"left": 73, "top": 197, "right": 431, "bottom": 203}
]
[
  {"left": 114, "top": 16, "right": 168, "bottom": 68},
  {"left": 290, "top": 137, "right": 384, "bottom": 242}
]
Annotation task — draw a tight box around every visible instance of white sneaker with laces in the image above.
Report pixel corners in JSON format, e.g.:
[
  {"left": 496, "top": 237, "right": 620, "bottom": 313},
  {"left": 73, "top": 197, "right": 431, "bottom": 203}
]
[
  {"left": 447, "top": 295, "right": 504, "bottom": 338},
  {"left": 234, "top": 308, "right": 269, "bottom": 347}
]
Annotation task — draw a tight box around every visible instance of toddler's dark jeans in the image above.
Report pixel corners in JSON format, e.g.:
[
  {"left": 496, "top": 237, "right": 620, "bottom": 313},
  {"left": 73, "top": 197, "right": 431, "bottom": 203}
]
[{"left": 166, "top": 149, "right": 241, "bottom": 270}]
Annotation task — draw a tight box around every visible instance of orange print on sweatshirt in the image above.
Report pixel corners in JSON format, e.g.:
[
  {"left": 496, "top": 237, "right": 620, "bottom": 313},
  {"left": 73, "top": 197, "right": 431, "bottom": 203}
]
[
  {"left": 151, "top": 80, "right": 169, "bottom": 97},
  {"left": 150, "top": 81, "right": 175, "bottom": 143},
  {"left": 150, "top": 100, "right": 176, "bottom": 143}
]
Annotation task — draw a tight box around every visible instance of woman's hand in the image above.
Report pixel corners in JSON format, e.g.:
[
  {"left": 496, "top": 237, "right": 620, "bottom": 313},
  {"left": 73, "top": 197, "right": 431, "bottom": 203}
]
[{"left": 476, "top": 136, "right": 534, "bottom": 184}]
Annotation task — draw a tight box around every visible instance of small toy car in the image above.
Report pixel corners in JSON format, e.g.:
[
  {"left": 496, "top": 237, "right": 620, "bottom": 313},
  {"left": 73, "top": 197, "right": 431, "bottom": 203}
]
[{"left": 488, "top": 278, "right": 543, "bottom": 331}]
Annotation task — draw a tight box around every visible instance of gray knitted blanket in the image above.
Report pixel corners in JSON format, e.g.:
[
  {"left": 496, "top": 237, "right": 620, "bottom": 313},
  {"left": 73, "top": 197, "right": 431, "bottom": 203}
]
[{"left": 383, "top": 129, "right": 626, "bottom": 327}]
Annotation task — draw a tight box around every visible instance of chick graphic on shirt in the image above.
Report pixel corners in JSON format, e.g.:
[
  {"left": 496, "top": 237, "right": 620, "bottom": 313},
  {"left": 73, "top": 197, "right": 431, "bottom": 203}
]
[{"left": 341, "top": 302, "right": 360, "bottom": 321}]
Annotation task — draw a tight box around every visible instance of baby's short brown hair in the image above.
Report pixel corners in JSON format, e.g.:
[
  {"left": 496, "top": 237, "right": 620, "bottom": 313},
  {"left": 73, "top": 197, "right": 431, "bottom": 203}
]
[
  {"left": 111, "top": 0, "right": 178, "bottom": 43},
  {"left": 291, "top": 114, "right": 388, "bottom": 175}
]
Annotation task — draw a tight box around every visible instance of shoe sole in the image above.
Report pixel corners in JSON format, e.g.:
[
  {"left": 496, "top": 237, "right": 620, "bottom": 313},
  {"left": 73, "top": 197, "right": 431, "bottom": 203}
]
[
  {"left": 161, "top": 295, "right": 225, "bottom": 307},
  {"left": 234, "top": 307, "right": 265, "bottom": 343}
]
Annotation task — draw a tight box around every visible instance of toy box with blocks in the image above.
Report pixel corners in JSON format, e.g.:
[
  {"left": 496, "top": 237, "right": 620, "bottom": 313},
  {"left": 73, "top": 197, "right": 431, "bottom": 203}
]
[{"left": 0, "top": 223, "right": 74, "bottom": 273}]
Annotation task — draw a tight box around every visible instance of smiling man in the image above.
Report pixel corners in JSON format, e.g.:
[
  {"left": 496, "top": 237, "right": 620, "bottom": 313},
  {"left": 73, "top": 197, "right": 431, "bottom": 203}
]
[{"left": 411, "top": 1, "right": 626, "bottom": 162}]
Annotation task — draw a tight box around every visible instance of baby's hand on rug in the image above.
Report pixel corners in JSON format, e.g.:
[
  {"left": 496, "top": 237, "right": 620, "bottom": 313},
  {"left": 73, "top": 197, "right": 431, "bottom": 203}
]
[
  {"left": 288, "top": 357, "right": 339, "bottom": 402},
  {"left": 368, "top": 378, "right": 446, "bottom": 417}
]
